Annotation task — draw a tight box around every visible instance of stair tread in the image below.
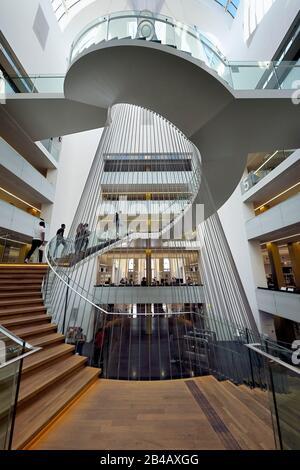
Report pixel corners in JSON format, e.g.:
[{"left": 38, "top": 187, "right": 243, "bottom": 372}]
[
  {"left": 13, "top": 367, "right": 99, "bottom": 449},
  {"left": 0, "top": 285, "right": 42, "bottom": 291},
  {"left": 19, "top": 355, "right": 88, "bottom": 404},
  {"left": 0, "top": 292, "right": 42, "bottom": 299},
  {"left": 0, "top": 279, "right": 43, "bottom": 284},
  {"left": 221, "top": 380, "right": 272, "bottom": 425},
  {"left": 0, "top": 305, "right": 46, "bottom": 316},
  {"left": 0, "top": 303, "right": 44, "bottom": 314},
  {"left": 239, "top": 384, "right": 269, "bottom": 407},
  {"left": 194, "top": 376, "right": 275, "bottom": 450},
  {"left": 12, "top": 323, "right": 57, "bottom": 338},
  {"left": 28, "top": 333, "right": 65, "bottom": 348},
  {"left": 22, "top": 343, "right": 75, "bottom": 372},
  {"left": 0, "top": 314, "right": 50, "bottom": 327}
]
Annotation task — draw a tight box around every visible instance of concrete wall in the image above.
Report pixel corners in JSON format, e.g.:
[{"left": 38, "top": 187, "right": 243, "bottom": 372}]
[
  {"left": 218, "top": 182, "right": 267, "bottom": 329},
  {"left": 0, "top": 199, "right": 41, "bottom": 239},
  {"left": 0, "top": 137, "right": 55, "bottom": 204},
  {"left": 226, "top": 0, "right": 300, "bottom": 60},
  {"left": 0, "top": 0, "right": 68, "bottom": 74},
  {"left": 246, "top": 193, "right": 300, "bottom": 241},
  {"left": 49, "top": 128, "right": 103, "bottom": 237},
  {"left": 257, "top": 289, "right": 300, "bottom": 323}
]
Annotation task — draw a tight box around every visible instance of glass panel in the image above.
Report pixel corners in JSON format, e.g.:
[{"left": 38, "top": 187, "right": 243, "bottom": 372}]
[
  {"left": 240, "top": 149, "right": 295, "bottom": 193},
  {"left": 275, "top": 62, "right": 300, "bottom": 90},
  {"left": 174, "top": 26, "right": 203, "bottom": 60},
  {"left": 33, "top": 76, "right": 64, "bottom": 93},
  {"left": 108, "top": 17, "right": 137, "bottom": 40},
  {"left": 230, "top": 62, "right": 279, "bottom": 90},
  {"left": 267, "top": 361, "right": 300, "bottom": 450},
  {"left": 0, "top": 360, "right": 22, "bottom": 449}
]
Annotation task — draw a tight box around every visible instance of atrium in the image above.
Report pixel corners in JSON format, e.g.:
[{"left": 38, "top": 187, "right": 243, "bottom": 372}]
[{"left": 0, "top": 0, "right": 299, "bottom": 456}]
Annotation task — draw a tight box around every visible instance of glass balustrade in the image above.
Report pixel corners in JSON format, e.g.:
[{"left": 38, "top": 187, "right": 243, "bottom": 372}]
[
  {"left": 240, "top": 149, "right": 296, "bottom": 194},
  {"left": 246, "top": 343, "right": 300, "bottom": 450},
  {"left": 39, "top": 137, "right": 62, "bottom": 162},
  {"left": 0, "top": 74, "right": 64, "bottom": 95},
  {"left": 0, "top": 12, "right": 299, "bottom": 96},
  {"left": 0, "top": 326, "right": 39, "bottom": 450},
  {"left": 69, "top": 11, "right": 300, "bottom": 91}
]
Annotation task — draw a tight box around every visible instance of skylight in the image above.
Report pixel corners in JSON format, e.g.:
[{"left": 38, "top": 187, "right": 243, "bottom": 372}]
[
  {"left": 215, "top": 0, "right": 240, "bottom": 18},
  {"left": 50, "top": 0, "right": 92, "bottom": 22},
  {"left": 51, "top": 0, "right": 241, "bottom": 24}
]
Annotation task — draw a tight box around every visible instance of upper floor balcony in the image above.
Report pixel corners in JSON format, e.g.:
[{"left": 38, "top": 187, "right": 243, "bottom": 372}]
[
  {"left": 241, "top": 149, "right": 299, "bottom": 199},
  {"left": 0, "top": 137, "right": 55, "bottom": 206},
  {"left": 257, "top": 287, "right": 300, "bottom": 324},
  {"left": 246, "top": 192, "right": 300, "bottom": 242}
]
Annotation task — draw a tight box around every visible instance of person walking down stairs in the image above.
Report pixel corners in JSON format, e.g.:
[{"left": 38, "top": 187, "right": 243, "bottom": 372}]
[{"left": 24, "top": 221, "right": 45, "bottom": 264}]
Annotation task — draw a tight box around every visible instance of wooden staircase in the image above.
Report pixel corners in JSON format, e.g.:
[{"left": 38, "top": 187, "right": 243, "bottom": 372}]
[{"left": 0, "top": 264, "right": 99, "bottom": 450}]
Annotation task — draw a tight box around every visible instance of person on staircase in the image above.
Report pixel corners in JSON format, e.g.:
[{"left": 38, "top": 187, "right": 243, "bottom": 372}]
[
  {"left": 24, "top": 220, "right": 45, "bottom": 263},
  {"left": 54, "top": 223, "right": 66, "bottom": 257}
]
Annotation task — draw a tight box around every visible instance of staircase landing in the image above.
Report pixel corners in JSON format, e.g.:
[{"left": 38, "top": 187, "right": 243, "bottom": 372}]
[{"left": 29, "top": 376, "right": 275, "bottom": 450}]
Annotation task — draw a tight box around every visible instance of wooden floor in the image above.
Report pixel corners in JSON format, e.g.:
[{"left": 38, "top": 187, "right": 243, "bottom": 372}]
[{"left": 30, "top": 376, "right": 276, "bottom": 450}]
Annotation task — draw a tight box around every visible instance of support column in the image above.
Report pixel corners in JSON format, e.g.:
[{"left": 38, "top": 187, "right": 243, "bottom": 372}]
[
  {"left": 267, "top": 243, "right": 285, "bottom": 289},
  {"left": 145, "top": 243, "right": 152, "bottom": 334},
  {"left": 288, "top": 242, "right": 300, "bottom": 288}
]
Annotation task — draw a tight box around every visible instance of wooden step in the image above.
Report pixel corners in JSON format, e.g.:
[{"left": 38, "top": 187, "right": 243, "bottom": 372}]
[
  {"left": 0, "top": 291, "right": 42, "bottom": 300},
  {"left": 0, "top": 305, "right": 46, "bottom": 317},
  {"left": 11, "top": 323, "right": 57, "bottom": 339},
  {"left": 13, "top": 367, "right": 99, "bottom": 449},
  {"left": 0, "top": 298, "right": 44, "bottom": 309},
  {"left": 0, "top": 273, "right": 44, "bottom": 279},
  {"left": 0, "top": 279, "right": 43, "bottom": 285},
  {"left": 194, "top": 376, "right": 275, "bottom": 450},
  {"left": 18, "top": 355, "right": 88, "bottom": 406},
  {"left": 239, "top": 384, "right": 270, "bottom": 408},
  {"left": 221, "top": 380, "right": 272, "bottom": 426},
  {"left": 22, "top": 343, "right": 75, "bottom": 374},
  {"left": 0, "top": 264, "right": 47, "bottom": 270},
  {"left": 0, "top": 285, "right": 41, "bottom": 292},
  {"left": 28, "top": 333, "right": 65, "bottom": 348},
  {"left": 0, "top": 314, "right": 51, "bottom": 328}
]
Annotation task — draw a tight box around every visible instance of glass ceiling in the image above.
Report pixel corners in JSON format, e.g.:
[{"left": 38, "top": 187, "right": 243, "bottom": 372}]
[
  {"left": 51, "top": 0, "right": 240, "bottom": 23},
  {"left": 215, "top": 0, "right": 240, "bottom": 18}
]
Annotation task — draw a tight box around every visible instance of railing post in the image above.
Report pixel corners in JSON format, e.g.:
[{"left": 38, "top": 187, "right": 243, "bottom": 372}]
[
  {"left": 7, "top": 340, "right": 26, "bottom": 450},
  {"left": 246, "top": 328, "right": 255, "bottom": 388},
  {"left": 265, "top": 340, "right": 284, "bottom": 450},
  {"left": 62, "top": 276, "right": 70, "bottom": 335}
]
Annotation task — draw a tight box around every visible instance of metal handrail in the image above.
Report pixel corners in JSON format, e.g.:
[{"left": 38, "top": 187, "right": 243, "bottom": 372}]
[
  {"left": 0, "top": 325, "right": 40, "bottom": 369},
  {"left": 245, "top": 343, "right": 300, "bottom": 375}
]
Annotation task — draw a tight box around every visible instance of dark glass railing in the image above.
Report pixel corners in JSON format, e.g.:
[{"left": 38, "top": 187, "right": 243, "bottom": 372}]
[
  {"left": 0, "top": 326, "right": 39, "bottom": 450},
  {"left": 246, "top": 343, "right": 300, "bottom": 450}
]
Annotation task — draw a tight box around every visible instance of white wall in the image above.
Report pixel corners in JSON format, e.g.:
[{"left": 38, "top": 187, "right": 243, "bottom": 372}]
[
  {"left": 0, "top": 0, "right": 68, "bottom": 74},
  {"left": 49, "top": 128, "right": 103, "bottom": 237},
  {"left": 225, "top": 0, "right": 300, "bottom": 60},
  {"left": 218, "top": 182, "right": 267, "bottom": 330}
]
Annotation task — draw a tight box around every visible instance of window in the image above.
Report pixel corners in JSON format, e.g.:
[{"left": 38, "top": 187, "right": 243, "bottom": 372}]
[
  {"left": 215, "top": 0, "right": 240, "bottom": 18},
  {"left": 128, "top": 258, "right": 134, "bottom": 272},
  {"left": 51, "top": 0, "right": 92, "bottom": 23},
  {"left": 163, "top": 258, "right": 170, "bottom": 272}
]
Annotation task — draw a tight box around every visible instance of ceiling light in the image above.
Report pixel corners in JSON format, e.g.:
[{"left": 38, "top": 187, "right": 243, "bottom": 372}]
[
  {"left": 254, "top": 150, "right": 278, "bottom": 175},
  {"left": 260, "top": 233, "right": 300, "bottom": 245},
  {"left": 0, "top": 186, "right": 41, "bottom": 213},
  {"left": 255, "top": 182, "right": 300, "bottom": 212}
]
